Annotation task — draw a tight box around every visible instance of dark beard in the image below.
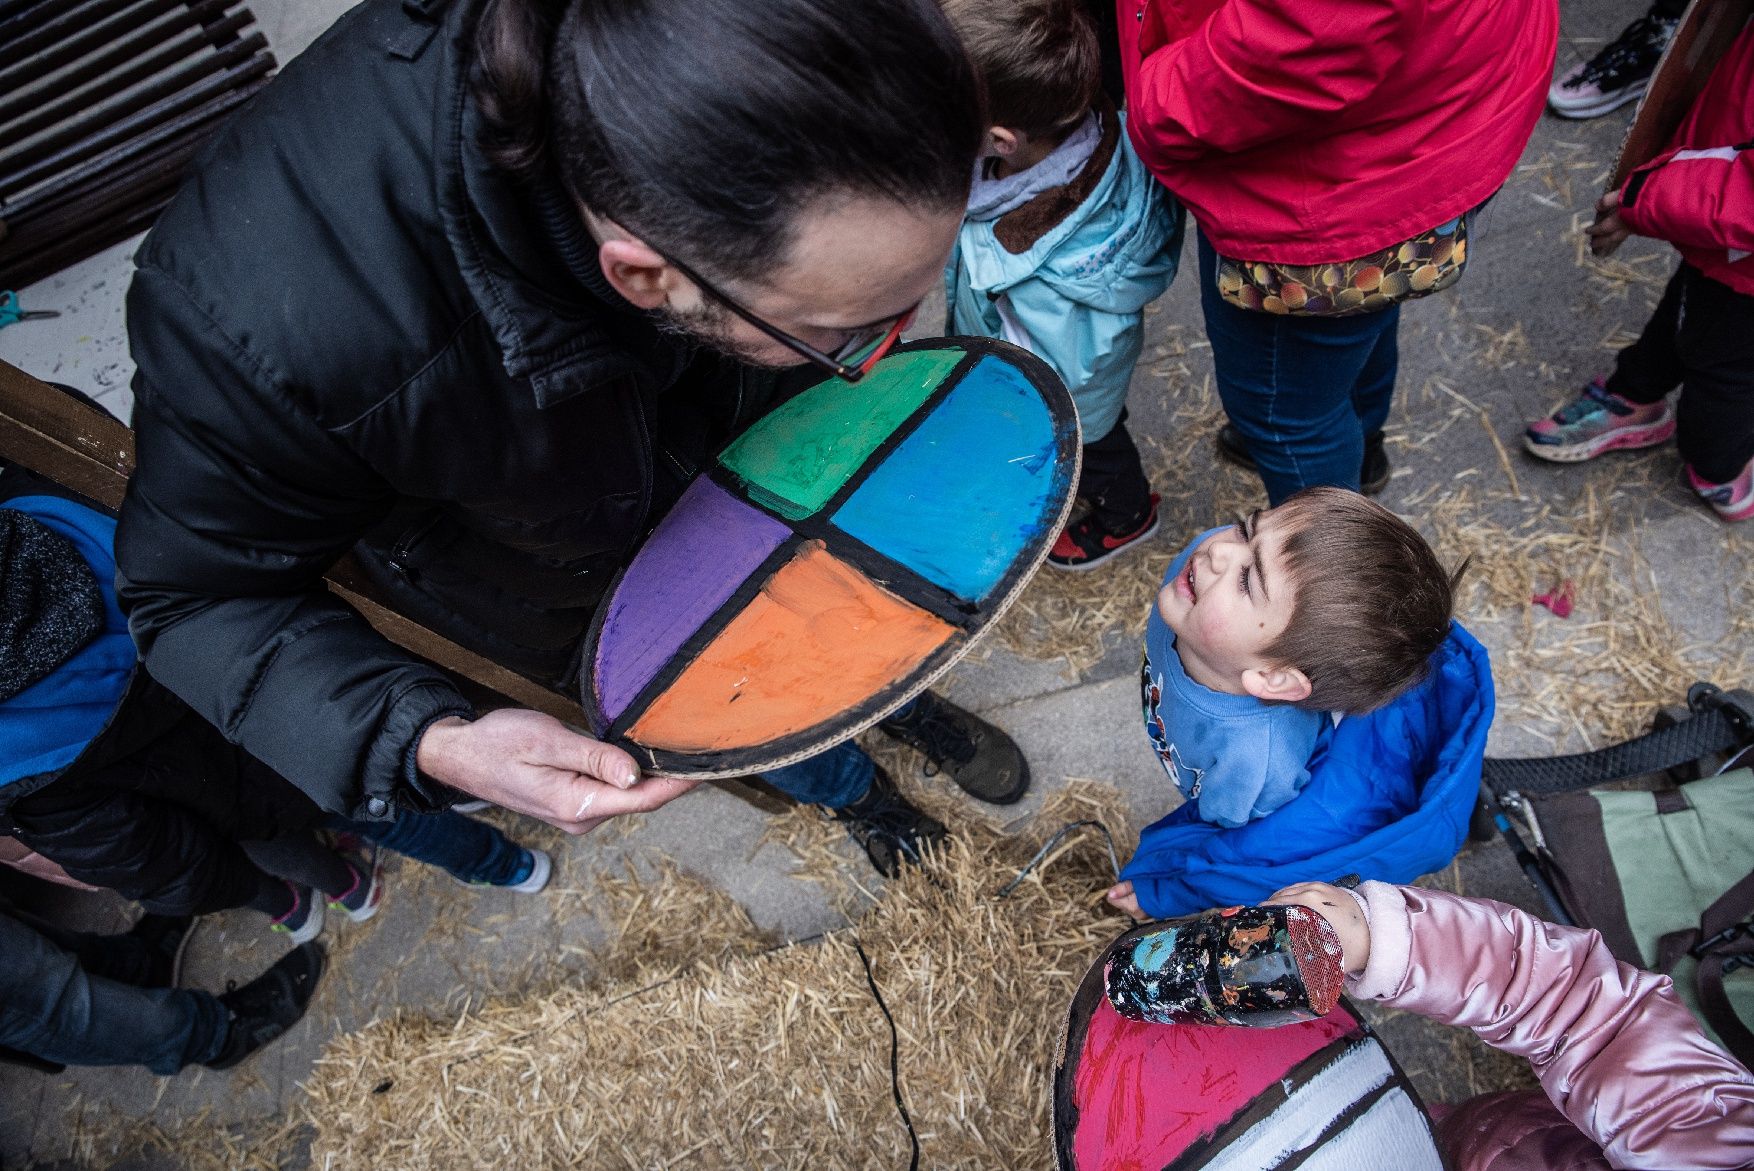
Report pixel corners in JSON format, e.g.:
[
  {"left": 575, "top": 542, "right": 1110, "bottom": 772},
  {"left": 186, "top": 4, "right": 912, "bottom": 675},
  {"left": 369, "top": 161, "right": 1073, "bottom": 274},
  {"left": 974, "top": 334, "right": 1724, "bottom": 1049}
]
[{"left": 652, "top": 298, "right": 790, "bottom": 368}]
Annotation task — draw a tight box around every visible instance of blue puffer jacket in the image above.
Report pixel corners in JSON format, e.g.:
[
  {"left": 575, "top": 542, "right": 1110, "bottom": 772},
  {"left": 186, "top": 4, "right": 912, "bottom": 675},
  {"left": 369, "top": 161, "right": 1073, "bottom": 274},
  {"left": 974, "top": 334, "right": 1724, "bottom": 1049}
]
[
  {"left": 945, "top": 102, "right": 1183, "bottom": 444},
  {"left": 1120, "top": 622, "right": 1494, "bottom": 919},
  {"left": 0, "top": 496, "right": 135, "bottom": 788}
]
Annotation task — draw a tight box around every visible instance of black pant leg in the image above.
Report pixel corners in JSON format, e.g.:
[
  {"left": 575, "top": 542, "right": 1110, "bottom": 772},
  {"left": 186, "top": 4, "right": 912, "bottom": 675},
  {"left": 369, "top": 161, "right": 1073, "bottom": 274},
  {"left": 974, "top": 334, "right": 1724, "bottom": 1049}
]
[
  {"left": 6, "top": 700, "right": 313, "bottom": 915},
  {"left": 1605, "top": 267, "right": 1687, "bottom": 404},
  {"left": 1079, "top": 413, "right": 1154, "bottom": 532},
  {"left": 7, "top": 766, "right": 283, "bottom": 916},
  {"left": 1670, "top": 267, "right": 1754, "bottom": 483}
]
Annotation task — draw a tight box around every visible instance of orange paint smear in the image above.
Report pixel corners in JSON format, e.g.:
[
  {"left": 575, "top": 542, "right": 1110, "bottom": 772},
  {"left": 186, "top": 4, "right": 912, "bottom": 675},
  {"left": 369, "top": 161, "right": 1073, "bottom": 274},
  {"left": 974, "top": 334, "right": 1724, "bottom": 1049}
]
[{"left": 628, "top": 542, "right": 956, "bottom": 752}]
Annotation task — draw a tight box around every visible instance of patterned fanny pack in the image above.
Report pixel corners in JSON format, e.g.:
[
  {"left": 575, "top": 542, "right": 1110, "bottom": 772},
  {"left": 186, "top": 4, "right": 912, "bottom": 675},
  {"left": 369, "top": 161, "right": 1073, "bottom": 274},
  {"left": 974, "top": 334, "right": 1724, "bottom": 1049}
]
[{"left": 1216, "top": 212, "right": 1473, "bottom": 317}]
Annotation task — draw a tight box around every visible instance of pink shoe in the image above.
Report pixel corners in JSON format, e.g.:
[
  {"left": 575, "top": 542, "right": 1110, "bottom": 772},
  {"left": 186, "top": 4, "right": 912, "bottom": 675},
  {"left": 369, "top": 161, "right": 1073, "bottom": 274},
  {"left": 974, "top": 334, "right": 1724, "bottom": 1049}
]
[
  {"left": 1524, "top": 378, "right": 1674, "bottom": 462},
  {"left": 1688, "top": 460, "right": 1754, "bottom": 522}
]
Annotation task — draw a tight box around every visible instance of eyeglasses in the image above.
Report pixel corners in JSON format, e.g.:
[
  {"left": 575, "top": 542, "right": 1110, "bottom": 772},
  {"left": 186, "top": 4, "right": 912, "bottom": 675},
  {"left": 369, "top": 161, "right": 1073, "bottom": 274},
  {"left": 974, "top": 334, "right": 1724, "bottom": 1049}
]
[{"left": 656, "top": 250, "right": 916, "bottom": 383}]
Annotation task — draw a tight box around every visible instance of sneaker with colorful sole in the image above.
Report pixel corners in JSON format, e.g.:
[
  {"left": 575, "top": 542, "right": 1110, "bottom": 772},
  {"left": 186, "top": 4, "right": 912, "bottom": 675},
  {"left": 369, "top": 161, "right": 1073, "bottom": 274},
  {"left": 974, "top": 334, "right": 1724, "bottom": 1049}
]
[
  {"left": 270, "top": 883, "right": 324, "bottom": 945},
  {"left": 1688, "top": 460, "right": 1754, "bottom": 522},
  {"left": 454, "top": 847, "right": 553, "bottom": 894},
  {"left": 1524, "top": 378, "right": 1675, "bottom": 462},
  {"left": 327, "top": 849, "right": 384, "bottom": 923}
]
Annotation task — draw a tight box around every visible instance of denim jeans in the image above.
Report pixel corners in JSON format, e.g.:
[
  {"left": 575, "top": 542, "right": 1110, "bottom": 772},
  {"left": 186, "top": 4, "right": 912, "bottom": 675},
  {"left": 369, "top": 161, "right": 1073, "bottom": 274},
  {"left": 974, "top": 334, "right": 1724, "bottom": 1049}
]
[
  {"left": 759, "top": 697, "right": 919, "bottom": 809},
  {"left": 1198, "top": 232, "right": 1401, "bottom": 505},
  {"left": 331, "top": 809, "right": 528, "bottom": 886},
  {"left": 0, "top": 914, "right": 226, "bottom": 1074}
]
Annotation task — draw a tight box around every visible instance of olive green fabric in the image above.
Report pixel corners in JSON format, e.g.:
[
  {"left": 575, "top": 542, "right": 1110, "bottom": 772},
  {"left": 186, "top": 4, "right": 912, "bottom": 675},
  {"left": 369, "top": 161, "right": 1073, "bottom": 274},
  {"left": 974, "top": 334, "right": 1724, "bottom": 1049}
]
[{"left": 1598, "top": 769, "right": 1754, "bottom": 1049}]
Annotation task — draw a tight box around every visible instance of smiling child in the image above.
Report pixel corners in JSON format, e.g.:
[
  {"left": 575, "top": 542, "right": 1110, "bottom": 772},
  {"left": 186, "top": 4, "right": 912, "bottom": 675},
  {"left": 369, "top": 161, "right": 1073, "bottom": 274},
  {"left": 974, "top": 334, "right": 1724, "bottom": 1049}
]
[{"left": 1110, "top": 487, "right": 1463, "bottom": 917}]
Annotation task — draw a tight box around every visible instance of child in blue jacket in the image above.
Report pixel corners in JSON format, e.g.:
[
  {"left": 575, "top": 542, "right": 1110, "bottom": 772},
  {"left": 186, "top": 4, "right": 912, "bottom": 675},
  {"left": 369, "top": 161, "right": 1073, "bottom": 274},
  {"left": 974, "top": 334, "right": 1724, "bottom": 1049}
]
[
  {"left": 942, "top": 0, "right": 1183, "bottom": 569},
  {"left": 0, "top": 468, "right": 552, "bottom": 943},
  {"left": 1108, "top": 488, "right": 1466, "bottom": 918}
]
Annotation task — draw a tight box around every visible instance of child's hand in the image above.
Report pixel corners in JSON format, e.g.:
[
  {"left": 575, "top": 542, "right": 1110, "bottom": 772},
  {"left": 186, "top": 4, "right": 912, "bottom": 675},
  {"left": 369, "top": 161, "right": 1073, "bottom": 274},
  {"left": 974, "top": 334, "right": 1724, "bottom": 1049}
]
[
  {"left": 1106, "top": 880, "right": 1144, "bottom": 919},
  {"left": 1587, "top": 189, "right": 1634, "bottom": 257},
  {"left": 1267, "top": 881, "right": 1370, "bottom": 975}
]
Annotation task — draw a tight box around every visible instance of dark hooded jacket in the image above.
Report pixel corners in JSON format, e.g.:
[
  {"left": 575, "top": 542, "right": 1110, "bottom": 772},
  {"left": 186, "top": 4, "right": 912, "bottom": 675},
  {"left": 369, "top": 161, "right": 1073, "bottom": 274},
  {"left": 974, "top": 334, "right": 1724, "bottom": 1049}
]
[{"left": 116, "top": 0, "right": 776, "bottom": 819}]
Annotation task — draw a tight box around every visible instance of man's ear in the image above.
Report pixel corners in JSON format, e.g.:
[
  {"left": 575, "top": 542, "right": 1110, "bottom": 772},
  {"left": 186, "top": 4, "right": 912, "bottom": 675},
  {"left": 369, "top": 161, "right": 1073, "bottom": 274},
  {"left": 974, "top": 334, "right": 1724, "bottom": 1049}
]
[
  {"left": 598, "top": 237, "right": 676, "bottom": 310},
  {"left": 1241, "top": 665, "right": 1312, "bottom": 705}
]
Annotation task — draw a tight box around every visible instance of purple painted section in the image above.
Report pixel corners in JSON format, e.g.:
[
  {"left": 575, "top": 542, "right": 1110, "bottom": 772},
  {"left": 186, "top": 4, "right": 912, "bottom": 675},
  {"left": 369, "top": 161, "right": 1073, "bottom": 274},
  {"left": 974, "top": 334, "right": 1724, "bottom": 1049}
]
[{"left": 593, "top": 478, "right": 790, "bottom": 721}]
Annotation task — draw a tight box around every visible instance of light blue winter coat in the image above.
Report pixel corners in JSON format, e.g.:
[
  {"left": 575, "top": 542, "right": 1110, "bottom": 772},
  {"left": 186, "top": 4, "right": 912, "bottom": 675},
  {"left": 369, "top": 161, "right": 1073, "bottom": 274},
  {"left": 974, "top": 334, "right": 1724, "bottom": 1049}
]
[{"left": 945, "top": 106, "right": 1183, "bottom": 444}]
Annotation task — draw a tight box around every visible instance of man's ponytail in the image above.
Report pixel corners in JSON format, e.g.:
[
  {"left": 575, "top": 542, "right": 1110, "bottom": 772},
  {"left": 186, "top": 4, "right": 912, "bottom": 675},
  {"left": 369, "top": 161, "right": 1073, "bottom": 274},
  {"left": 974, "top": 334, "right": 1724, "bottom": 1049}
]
[{"left": 472, "top": 0, "right": 566, "bottom": 181}]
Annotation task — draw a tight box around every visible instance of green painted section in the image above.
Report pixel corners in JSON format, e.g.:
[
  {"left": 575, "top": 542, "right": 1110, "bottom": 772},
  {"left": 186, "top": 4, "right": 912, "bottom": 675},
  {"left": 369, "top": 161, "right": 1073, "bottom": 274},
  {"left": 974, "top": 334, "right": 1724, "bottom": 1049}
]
[
  {"left": 717, "top": 348, "right": 966, "bottom": 520},
  {"left": 1601, "top": 769, "right": 1754, "bottom": 1050}
]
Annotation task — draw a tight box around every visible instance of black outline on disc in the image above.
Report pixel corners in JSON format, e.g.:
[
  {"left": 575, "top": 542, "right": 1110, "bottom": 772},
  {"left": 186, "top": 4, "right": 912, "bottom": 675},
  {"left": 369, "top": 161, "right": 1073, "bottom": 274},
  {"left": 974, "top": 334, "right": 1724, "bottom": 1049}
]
[{"left": 578, "top": 336, "right": 1080, "bottom": 777}]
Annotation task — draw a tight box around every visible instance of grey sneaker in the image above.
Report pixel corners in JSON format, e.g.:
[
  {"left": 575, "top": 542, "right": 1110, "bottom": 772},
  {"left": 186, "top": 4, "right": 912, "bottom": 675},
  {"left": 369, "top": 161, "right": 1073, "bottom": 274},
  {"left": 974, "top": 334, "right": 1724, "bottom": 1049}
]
[{"left": 1548, "top": 11, "right": 1680, "bottom": 119}]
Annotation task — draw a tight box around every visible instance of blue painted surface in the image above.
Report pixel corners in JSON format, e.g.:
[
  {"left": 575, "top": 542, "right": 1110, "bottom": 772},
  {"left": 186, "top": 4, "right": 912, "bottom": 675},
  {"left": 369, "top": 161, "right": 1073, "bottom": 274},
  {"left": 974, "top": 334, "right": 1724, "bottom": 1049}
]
[{"left": 832, "top": 356, "right": 1070, "bottom": 603}]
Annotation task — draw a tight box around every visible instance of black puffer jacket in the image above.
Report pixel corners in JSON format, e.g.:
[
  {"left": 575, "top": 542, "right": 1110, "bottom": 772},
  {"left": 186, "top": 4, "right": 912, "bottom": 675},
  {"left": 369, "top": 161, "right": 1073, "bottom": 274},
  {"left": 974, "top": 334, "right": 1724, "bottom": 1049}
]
[{"left": 116, "top": 0, "right": 773, "bottom": 818}]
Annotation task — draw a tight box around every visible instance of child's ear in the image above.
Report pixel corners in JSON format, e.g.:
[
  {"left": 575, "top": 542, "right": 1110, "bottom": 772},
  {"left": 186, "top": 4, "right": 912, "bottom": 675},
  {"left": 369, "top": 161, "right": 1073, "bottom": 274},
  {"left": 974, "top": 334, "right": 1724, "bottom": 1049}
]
[
  {"left": 1241, "top": 665, "right": 1312, "bottom": 705},
  {"left": 985, "top": 126, "right": 1022, "bottom": 158}
]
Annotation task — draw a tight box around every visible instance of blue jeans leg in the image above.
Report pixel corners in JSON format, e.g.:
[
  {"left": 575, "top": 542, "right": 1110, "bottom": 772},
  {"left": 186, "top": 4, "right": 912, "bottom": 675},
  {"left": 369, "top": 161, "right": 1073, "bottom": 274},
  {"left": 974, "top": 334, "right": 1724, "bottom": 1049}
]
[
  {"left": 1352, "top": 314, "right": 1399, "bottom": 440},
  {"left": 331, "top": 810, "right": 527, "bottom": 886},
  {"left": 1198, "top": 232, "right": 1402, "bottom": 504},
  {"left": 0, "top": 915, "right": 226, "bottom": 1074},
  {"left": 759, "top": 697, "right": 920, "bottom": 809}
]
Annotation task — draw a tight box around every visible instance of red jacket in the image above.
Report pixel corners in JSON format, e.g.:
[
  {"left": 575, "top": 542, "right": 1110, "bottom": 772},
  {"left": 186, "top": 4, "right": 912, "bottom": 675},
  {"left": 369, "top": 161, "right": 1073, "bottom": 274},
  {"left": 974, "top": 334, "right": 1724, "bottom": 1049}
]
[
  {"left": 1119, "top": 0, "right": 1557, "bottom": 264},
  {"left": 1350, "top": 882, "right": 1754, "bottom": 1170},
  {"left": 1620, "top": 19, "right": 1754, "bottom": 297}
]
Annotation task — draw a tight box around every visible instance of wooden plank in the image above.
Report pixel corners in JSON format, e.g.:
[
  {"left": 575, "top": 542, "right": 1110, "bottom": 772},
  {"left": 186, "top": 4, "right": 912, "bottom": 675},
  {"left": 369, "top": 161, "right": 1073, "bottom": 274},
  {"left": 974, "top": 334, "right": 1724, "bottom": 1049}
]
[
  {"left": 0, "top": 0, "right": 228, "bottom": 93},
  {"left": 0, "top": 0, "right": 174, "bottom": 74},
  {"left": 0, "top": 358, "right": 134, "bottom": 509},
  {"left": 0, "top": 46, "right": 272, "bottom": 186},
  {"left": 323, "top": 555, "right": 583, "bottom": 725},
  {"left": 0, "top": 24, "right": 261, "bottom": 144},
  {"left": 0, "top": 8, "right": 246, "bottom": 127},
  {"left": 1, "top": 81, "right": 265, "bottom": 227},
  {"left": 1610, "top": 0, "right": 1754, "bottom": 187}
]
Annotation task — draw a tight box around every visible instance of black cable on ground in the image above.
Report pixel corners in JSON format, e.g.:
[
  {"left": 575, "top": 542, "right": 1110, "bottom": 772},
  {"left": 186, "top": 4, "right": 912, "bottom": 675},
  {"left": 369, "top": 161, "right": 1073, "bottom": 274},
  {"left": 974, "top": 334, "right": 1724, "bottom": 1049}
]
[
  {"left": 853, "top": 936, "right": 920, "bottom": 1171},
  {"left": 995, "top": 819, "right": 1125, "bottom": 901}
]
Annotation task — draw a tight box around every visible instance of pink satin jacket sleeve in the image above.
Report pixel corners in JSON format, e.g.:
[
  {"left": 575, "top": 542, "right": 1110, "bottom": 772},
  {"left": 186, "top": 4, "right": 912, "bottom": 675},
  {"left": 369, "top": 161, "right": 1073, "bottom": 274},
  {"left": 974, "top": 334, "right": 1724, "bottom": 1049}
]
[{"left": 1347, "top": 881, "right": 1754, "bottom": 1170}]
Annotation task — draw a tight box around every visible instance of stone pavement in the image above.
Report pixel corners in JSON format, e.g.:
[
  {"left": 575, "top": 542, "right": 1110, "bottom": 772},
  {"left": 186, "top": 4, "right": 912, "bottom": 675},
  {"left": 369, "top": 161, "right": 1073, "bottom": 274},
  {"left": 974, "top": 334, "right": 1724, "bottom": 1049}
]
[{"left": 3, "top": 0, "right": 1748, "bottom": 1164}]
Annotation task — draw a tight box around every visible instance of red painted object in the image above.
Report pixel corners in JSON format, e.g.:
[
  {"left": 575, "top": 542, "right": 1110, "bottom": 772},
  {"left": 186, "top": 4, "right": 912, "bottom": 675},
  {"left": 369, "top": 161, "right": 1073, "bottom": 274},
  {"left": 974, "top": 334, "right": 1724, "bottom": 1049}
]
[
  {"left": 1054, "top": 928, "right": 1451, "bottom": 1169},
  {"left": 1531, "top": 579, "right": 1575, "bottom": 618}
]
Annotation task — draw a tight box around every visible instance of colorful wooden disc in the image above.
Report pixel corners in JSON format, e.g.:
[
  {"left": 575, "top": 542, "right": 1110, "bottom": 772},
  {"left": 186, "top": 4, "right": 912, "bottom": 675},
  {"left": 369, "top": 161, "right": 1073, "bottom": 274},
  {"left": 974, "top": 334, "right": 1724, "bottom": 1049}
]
[
  {"left": 1052, "top": 930, "right": 1448, "bottom": 1170},
  {"left": 580, "top": 339, "right": 1079, "bottom": 777}
]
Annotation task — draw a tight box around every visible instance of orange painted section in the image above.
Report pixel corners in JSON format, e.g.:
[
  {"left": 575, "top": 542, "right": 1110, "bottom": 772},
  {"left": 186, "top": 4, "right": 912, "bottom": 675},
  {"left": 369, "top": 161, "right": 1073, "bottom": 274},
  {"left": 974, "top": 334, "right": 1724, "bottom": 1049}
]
[{"left": 628, "top": 542, "right": 956, "bottom": 752}]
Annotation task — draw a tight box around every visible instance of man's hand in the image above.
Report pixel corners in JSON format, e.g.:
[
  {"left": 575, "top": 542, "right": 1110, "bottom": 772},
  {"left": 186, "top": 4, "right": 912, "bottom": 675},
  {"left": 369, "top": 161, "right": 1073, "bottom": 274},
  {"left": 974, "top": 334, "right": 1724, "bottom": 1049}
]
[
  {"left": 1587, "top": 188, "right": 1634, "bottom": 258},
  {"left": 1105, "top": 880, "right": 1144, "bottom": 919},
  {"left": 1267, "top": 881, "right": 1371, "bottom": 975},
  {"left": 415, "top": 709, "right": 700, "bottom": 834}
]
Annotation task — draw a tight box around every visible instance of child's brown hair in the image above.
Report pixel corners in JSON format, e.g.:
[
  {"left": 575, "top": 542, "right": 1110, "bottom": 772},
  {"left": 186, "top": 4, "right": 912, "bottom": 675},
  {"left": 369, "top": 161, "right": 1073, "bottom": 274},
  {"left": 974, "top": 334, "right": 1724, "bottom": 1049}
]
[
  {"left": 940, "top": 0, "right": 1100, "bottom": 141},
  {"left": 1266, "top": 487, "right": 1467, "bottom": 713}
]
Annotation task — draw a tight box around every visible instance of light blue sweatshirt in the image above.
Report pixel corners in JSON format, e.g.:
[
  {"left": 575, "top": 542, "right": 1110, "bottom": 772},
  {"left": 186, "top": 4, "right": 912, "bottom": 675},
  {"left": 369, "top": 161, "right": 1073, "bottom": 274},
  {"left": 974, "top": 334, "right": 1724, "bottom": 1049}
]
[
  {"left": 1141, "top": 528, "right": 1330, "bottom": 828},
  {"left": 945, "top": 105, "right": 1183, "bottom": 444}
]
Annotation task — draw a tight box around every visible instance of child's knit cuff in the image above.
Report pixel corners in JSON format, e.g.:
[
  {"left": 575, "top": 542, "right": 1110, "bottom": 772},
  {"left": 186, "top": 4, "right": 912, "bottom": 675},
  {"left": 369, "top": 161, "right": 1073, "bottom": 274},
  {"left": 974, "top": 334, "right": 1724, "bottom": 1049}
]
[{"left": 1343, "top": 880, "right": 1414, "bottom": 1001}]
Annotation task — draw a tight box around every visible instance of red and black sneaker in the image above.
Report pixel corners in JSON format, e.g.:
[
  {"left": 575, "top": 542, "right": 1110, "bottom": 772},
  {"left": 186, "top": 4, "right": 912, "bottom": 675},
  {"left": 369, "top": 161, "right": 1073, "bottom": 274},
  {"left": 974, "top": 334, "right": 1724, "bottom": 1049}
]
[{"left": 1047, "top": 493, "right": 1160, "bottom": 571}]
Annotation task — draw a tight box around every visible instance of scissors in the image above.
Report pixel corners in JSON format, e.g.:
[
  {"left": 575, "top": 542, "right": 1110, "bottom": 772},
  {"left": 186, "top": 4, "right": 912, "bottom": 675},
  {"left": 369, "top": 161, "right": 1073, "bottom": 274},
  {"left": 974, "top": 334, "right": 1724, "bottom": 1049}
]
[{"left": 0, "top": 290, "right": 61, "bottom": 328}]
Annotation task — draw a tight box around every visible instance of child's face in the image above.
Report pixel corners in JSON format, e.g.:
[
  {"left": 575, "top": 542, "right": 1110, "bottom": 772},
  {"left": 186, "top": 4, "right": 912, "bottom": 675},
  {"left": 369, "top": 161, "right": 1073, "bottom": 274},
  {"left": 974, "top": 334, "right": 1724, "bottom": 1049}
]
[{"left": 1156, "top": 509, "right": 1307, "bottom": 701}]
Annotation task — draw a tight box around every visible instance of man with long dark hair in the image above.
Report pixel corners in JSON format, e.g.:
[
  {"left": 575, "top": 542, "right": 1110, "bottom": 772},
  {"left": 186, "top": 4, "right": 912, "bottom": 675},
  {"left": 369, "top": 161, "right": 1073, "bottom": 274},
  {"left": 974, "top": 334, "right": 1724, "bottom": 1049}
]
[{"left": 114, "top": 0, "right": 1024, "bottom": 874}]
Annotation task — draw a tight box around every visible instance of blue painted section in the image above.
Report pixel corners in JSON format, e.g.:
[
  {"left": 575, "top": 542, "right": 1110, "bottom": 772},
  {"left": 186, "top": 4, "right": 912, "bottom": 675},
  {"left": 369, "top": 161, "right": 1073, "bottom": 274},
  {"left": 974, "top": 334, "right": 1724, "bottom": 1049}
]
[{"left": 832, "top": 356, "right": 1070, "bottom": 603}]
